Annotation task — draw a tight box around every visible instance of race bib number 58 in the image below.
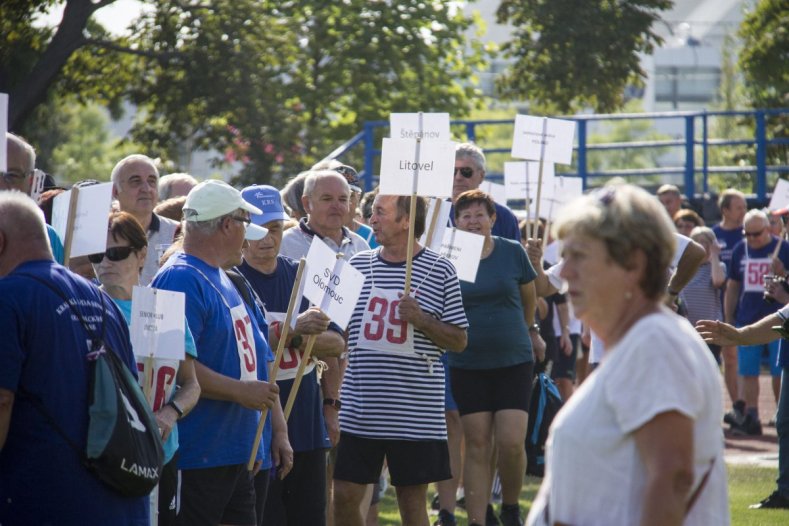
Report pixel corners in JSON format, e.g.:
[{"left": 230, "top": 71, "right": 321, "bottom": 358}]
[{"left": 744, "top": 258, "right": 771, "bottom": 293}]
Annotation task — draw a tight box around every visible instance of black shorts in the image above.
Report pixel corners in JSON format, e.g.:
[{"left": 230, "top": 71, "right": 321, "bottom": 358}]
[
  {"left": 450, "top": 362, "right": 534, "bottom": 416},
  {"left": 551, "top": 334, "right": 579, "bottom": 381},
  {"left": 176, "top": 464, "right": 257, "bottom": 526},
  {"left": 334, "top": 432, "right": 450, "bottom": 487},
  {"left": 261, "top": 448, "right": 327, "bottom": 525},
  {"left": 159, "top": 452, "right": 180, "bottom": 526}
]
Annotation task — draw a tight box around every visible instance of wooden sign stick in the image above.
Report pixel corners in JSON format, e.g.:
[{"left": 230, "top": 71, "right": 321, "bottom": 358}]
[
  {"left": 62, "top": 186, "right": 80, "bottom": 266},
  {"left": 403, "top": 192, "right": 418, "bottom": 297},
  {"left": 424, "top": 198, "right": 443, "bottom": 248},
  {"left": 247, "top": 258, "right": 307, "bottom": 471},
  {"left": 282, "top": 335, "right": 318, "bottom": 421}
]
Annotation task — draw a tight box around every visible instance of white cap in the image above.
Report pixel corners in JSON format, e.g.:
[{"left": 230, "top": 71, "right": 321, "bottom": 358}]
[{"left": 183, "top": 180, "right": 268, "bottom": 240}]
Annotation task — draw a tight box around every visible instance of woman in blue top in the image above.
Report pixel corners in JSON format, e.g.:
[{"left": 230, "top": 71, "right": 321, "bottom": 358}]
[
  {"left": 91, "top": 211, "right": 200, "bottom": 526},
  {"left": 449, "top": 190, "right": 544, "bottom": 526}
]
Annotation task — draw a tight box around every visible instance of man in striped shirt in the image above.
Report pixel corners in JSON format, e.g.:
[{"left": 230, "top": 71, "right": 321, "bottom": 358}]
[{"left": 333, "top": 194, "right": 468, "bottom": 526}]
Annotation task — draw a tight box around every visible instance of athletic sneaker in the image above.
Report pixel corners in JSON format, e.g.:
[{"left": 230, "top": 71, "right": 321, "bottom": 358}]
[
  {"left": 724, "top": 401, "right": 746, "bottom": 426},
  {"left": 486, "top": 504, "right": 501, "bottom": 526},
  {"left": 431, "top": 493, "right": 440, "bottom": 511},
  {"left": 499, "top": 504, "right": 524, "bottom": 526},
  {"left": 749, "top": 490, "right": 789, "bottom": 509},
  {"left": 731, "top": 414, "right": 763, "bottom": 436},
  {"left": 434, "top": 508, "right": 457, "bottom": 526}
]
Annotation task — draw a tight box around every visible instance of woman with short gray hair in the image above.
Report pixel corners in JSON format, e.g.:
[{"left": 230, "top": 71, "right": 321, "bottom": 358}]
[{"left": 527, "top": 184, "right": 729, "bottom": 526}]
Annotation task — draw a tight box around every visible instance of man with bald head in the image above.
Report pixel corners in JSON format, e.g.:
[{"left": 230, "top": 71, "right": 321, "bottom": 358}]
[
  {"left": 725, "top": 209, "right": 789, "bottom": 435},
  {"left": 0, "top": 192, "right": 147, "bottom": 524},
  {"left": 111, "top": 154, "right": 179, "bottom": 285},
  {"left": 2, "top": 133, "right": 64, "bottom": 263}
]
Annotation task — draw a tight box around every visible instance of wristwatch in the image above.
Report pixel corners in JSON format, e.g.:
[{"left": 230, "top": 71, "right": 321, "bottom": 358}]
[
  {"left": 290, "top": 334, "right": 303, "bottom": 348},
  {"left": 166, "top": 399, "right": 185, "bottom": 419},
  {"left": 528, "top": 323, "right": 540, "bottom": 332},
  {"left": 323, "top": 398, "right": 342, "bottom": 410}
]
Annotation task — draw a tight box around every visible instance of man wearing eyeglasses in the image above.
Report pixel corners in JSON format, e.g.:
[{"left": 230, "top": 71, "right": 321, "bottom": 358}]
[
  {"left": 111, "top": 154, "right": 180, "bottom": 286},
  {"left": 3, "top": 133, "right": 64, "bottom": 263},
  {"left": 725, "top": 209, "right": 789, "bottom": 436},
  {"left": 450, "top": 143, "right": 520, "bottom": 242},
  {"left": 151, "top": 180, "right": 286, "bottom": 526}
]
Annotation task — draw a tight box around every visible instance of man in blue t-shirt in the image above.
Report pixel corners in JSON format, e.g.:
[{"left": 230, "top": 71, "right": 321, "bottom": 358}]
[
  {"left": 725, "top": 209, "right": 789, "bottom": 436},
  {"left": 240, "top": 185, "right": 345, "bottom": 525},
  {"left": 713, "top": 188, "right": 748, "bottom": 424},
  {"left": 152, "top": 180, "right": 288, "bottom": 526},
  {"left": 0, "top": 193, "right": 148, "bottom": 525},
  {"left": 449, "top": 142, "right": 521, "bottom": 242}
]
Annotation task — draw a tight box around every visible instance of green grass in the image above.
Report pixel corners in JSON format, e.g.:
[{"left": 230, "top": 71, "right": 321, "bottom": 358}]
[{"left": 374, "top": 465, "right": 784, "bottom": 525}]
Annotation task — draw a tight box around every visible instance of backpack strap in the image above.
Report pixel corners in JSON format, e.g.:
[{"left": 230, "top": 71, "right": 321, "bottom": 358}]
[{"left": 226, "top": 268, "right": 265, "bottom": 314}]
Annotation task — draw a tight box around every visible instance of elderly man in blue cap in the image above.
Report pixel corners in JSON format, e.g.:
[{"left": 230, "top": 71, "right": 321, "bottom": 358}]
[{"left": 239, "top": 185, "right": 345, "bottom": 526}]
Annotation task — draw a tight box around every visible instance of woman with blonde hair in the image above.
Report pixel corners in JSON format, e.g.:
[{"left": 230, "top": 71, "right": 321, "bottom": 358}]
[{"left": 527, "top": 184, "right": 729, "bottom": 526}]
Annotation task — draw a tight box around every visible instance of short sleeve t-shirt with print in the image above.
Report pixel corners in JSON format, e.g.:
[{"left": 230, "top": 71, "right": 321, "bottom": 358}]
[
  {"left": 152, "top": 252, "right": 275, "bottom": 470},
  {"left": 238, "top": 256, "right": 335, "bottom": 452},
  {"left": 713, "top": 223, "right": 743, "bottom": 269},
  {"left": 449, "top": 237, "right": 536, "bottom": 370},
  {"left": 0, "top": 261, "right": 148, "bottom": 525},
  {"left": 527, "top": 311, "right": 729, "bottom": 526},
  {"left": 342, "top": 247, "right": 468, "bottom": 441},
  {"left": 728, "top": 237, "right": 789, "bottom": 326}
]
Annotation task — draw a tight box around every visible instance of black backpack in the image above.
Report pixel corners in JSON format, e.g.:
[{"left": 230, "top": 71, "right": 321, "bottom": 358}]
[
  {"left": 19, "top": 275, "right": 164, "bottom": 497},
  {"left": 525, "top": 372, "right": 563, "bottom": 477}
]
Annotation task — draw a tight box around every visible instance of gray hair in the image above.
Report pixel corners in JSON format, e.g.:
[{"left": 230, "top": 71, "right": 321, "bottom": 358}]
[
  {"left": 553, "top": 184, "right": 676, "bottom": 300},
  {"left": 183, "top": 210, "right": 240, "bottom": 236},
  {"left": 690, "top": 226, "right": 717, "bottom": 247},
  {"left": 158, "top": 172, "right": 198, "bottom": 200},
  {"left": 110, "top": 154, "right": 159, "bottom": 188},
  {"left": 743, "top": 208, "right": 769, "bottom": 228},
  {"left": 280, "top": 172, "right": 310, "bottom": 218},
  {"left": 455, "top": 142, "right": 486, "bottom": 173},
  {"left": 7, "top": 133, "right": 36, "bottom": 173},
  {"left": 0, "top": 191, "right": 47, "bottom": 243},
  {"left": 303, "top": 170, "right": 349, "bottom": 200}
]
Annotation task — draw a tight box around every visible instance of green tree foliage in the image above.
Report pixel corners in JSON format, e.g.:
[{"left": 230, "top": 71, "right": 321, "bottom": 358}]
[
  {"left": 738, "top": 0, "right": 789, "bottom": 168},
  {"left": 495, "top": 0, "right": 671, "bottom": 113},
  {"left": 126, "top": 0, "right": 489, "bottom": 186}
]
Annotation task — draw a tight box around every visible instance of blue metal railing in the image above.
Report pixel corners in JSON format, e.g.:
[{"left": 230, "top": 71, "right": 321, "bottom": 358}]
[{"left": 324, "top": 109, "right": 789, "bottom": 201}]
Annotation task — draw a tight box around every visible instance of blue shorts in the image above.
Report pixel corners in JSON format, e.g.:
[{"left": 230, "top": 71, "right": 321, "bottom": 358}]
[
  {"left": 738, "top": 340, "right": 781, "bottom": 377},
  {"left": 441, "top": 353, "right": 457, "bottom": 411}
]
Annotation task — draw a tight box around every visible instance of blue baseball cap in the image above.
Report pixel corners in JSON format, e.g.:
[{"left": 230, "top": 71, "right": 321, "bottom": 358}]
[{"left": 242, "top": 185, "right": 290, "bottom": 226}]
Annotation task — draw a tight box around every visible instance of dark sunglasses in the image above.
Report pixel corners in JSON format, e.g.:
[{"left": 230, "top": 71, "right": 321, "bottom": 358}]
[
  {"left": 88, "top": 246, "right": 136, "bottom": 264},
  {"left": 743, "top": 228, "right": 766, "bottom": 238},
  {"left": 454, "top": 167, "right": 474, "bottom": 179}
]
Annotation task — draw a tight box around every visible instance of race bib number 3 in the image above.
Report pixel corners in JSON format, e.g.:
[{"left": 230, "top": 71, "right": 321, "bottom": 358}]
[
  {"left": 231, "top": 303, "right": 258, "bottom": 381},
  {"left": 744, "top": 258, "right": 771, "bottom": 293},
  {"left": 358, "top": 287, "right": 414, "bottom": 353}
]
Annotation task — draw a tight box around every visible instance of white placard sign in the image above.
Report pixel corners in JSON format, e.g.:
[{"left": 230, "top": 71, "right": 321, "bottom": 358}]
[
  {"left": 302, "top": 237, "right": 365, "bottom": 329},
  {"left": 51, "top": 182, "right": 114, "bottom": 258},
  {"left": 419, "top": 197, "right": 452, "bottom": 251},
  {"left": 537, "top": 176, "right": 584, "bottom": 220},
  {"left": 390, "top": 113, "right": 451, "bottom": 141},
  {"left": 479, "top": 181, "right": 507, "bottom": 205},
  {"left": 436, "top": 228, "right": 485, "bottom": 283},
  {"left": 130, "top": 286, "right": 186, "bottom": 361},
  {"left": 769, "top": 179, "right": 789, "bottom": 211},
  {"left": 379, "top": 138, "right": 456, "bottom": 198},
  {"left": 0, "top": 93, "right": 7, "bottom": 172},
  {"left": 511, "top": 115, "right": 576, "bottom": 165},
  {"left": 504, "top": 161, "right": 556, "bottom": 202}
]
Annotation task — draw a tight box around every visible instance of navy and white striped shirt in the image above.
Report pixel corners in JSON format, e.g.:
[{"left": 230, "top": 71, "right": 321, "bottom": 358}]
[{"left": 341, "top": 247, "right": 468, "bottom": 440}]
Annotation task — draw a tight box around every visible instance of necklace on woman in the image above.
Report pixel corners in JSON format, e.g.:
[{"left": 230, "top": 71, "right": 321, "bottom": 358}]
[{"left": 481, "top": 238, "right": 494, "bottom": 259}]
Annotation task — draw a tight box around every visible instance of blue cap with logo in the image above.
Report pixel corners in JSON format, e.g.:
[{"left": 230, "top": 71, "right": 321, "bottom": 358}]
[{"left": 241, "top": 185, "right": 290, "bottom": 226}]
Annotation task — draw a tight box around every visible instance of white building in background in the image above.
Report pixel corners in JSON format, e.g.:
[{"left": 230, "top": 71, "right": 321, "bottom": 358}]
[{"left": 465, "top": 0, "right": 747, "bottom": 113}]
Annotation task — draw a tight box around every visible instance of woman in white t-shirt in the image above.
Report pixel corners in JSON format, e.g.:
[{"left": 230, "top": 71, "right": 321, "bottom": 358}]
[{"left": 527, "top": 184, "right": 729, "bottom": 526}]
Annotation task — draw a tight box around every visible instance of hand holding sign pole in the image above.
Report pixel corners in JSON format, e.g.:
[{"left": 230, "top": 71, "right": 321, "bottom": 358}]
[{"left": 247, "top": 258, "right": 307, "bottom": 471}]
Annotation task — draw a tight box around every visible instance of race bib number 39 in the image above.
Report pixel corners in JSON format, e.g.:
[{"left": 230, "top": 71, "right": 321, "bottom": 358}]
[
  {"left": 744, "top": 258, "right": 771, "bottom": 293},
  {"left": 358, "top": 287, "right": 414, "bottom": 354},
  {"left": 231, "top": 303, "right": 258, "bottom": 381}
]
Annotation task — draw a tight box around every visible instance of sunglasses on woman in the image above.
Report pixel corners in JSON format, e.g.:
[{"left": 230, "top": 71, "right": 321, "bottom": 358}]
[{"left": 88, "top": 246, "right": 136, "bottom": 264}]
